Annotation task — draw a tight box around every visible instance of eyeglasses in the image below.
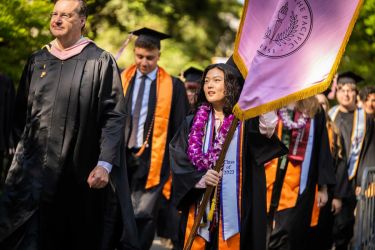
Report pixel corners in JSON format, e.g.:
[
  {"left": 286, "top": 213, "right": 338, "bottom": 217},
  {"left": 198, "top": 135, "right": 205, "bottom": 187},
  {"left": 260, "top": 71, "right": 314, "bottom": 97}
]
[
  {"left": 50, "top": 12, "right": 76, "bottom": 20},
  {"left": 337, "top": 89, "right": 356, "bottom": 94}
]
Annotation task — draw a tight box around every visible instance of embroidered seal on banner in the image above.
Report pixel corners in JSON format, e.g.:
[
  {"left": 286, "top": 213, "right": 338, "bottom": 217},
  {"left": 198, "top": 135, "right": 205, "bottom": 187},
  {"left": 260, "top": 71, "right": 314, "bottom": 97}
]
[{"left": 258, "top": 0, "right": 313, "bottom": 59}]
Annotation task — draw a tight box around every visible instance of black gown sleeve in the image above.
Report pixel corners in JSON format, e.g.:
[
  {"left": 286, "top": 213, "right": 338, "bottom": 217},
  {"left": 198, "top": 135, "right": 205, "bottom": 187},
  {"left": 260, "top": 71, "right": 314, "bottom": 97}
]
[
  {"left": 356, "top": 116, "right": 375, "bottom": 187},
  {"left": 170, "top": 116, "right": 205, "bottom": 210},
  {"left": 316, "top": 111, "right": 336, "bottom": 186},
  {"left": 2, "top": 75, "right": 16, "bottom": 150},
  {"left": 333, "top": 149, "right": 351, "bottom": 198},
  {"left": 246, "top": 117, "right": 288, "bottom": 166},
  {"left": 170, "top": 77, "right": 190, "bottom": 136},
  {"left": 97, "top": 52, "right": 127, "bottom": 167},
  {"left": 13, "top": 55, "right": 34, "bottom": 145}
]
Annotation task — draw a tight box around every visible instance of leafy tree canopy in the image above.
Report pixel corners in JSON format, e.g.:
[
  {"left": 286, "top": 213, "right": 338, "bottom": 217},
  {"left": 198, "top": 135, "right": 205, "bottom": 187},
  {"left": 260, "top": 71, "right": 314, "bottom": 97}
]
[{"left": 339, "top": 0, "right": 375, "bottom": 87}]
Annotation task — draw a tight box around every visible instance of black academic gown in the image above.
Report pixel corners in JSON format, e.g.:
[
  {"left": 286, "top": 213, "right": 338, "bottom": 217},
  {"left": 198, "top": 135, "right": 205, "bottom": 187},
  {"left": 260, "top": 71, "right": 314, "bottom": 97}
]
[
  {"left": 123, "top": 71, "right": 189, "bottom": 249},
  {"left": 356, "top": 115, "right": 375, "bottom": 185},
  {"left": 333, "top": 111, "right": 375, "bottom": 187},
  {"left": 269, "top": 110, "right": 336, "bottom": 250},
  {"left": 170, "top": 115, "right": 287, "bottom": 250},
  {"left": 0, "top": 43, "right": 138, "bottom": 250},
  {"left": 331, "top": 111, "right": 375, "bottom": 248},
  {"left": 0, "top": 73, "right": 15, "bottom": 184},
  {"left": 309, "top": 123, "right": 352, "bottom": 250}
]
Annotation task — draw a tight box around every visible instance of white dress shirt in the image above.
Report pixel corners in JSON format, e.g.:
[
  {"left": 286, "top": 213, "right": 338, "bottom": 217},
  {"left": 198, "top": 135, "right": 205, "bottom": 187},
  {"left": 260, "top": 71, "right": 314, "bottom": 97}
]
[{"left": 131, "top": 67, "right": 158, "bottom": 148}]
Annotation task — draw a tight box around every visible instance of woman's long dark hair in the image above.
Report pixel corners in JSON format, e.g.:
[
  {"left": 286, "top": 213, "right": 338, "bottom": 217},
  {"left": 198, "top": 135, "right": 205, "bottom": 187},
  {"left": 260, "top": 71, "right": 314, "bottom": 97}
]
[{"left": 195, "top": 63, "right": 243, "bottom": 116}]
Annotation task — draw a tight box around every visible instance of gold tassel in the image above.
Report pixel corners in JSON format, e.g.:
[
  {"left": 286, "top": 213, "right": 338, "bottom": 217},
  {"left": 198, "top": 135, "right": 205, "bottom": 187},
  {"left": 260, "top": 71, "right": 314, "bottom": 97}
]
[
  {"left": 207, "top": 186, "right": 217, "bottom": 221},
  {"left": 134, "top": 142, "right": 148, "bottom": 157}
]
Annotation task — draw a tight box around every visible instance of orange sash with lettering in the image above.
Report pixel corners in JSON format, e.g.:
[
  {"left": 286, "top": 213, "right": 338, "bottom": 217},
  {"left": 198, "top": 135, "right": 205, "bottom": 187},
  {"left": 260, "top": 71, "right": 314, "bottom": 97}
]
[{"left": 121, "top": 65, "right": 173, "bottom": 198}]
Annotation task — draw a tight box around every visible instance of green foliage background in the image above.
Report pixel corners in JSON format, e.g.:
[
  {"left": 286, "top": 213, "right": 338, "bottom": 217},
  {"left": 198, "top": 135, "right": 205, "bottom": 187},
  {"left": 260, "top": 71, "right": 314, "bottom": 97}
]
[{"left": 0, "top": 0, "right": 374, "bottom": 88}]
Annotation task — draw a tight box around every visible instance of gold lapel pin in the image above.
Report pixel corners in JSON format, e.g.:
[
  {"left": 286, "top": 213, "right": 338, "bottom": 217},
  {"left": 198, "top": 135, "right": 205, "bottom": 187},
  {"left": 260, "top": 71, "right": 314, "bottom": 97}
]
[{"left": 40, "top": 64, "right": 46, "bottom": 78}]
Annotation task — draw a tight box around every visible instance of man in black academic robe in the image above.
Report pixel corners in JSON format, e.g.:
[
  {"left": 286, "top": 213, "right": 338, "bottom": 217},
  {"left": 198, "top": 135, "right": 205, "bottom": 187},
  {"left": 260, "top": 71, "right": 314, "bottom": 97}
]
[
  {"left": 0, "top": 73, "right": 15, "bottom": 186},
  {"left": 328, "top": 72, "right": 375, "bottom": 250},
  {"left": 170, "top": 115, "right": 287, "bottom": 250},
  {"left": 0, "top": 1, "right": 138, "bottom": 249},
  {"left": 120, "top": 28, "right": 189, "bottom": 249}
]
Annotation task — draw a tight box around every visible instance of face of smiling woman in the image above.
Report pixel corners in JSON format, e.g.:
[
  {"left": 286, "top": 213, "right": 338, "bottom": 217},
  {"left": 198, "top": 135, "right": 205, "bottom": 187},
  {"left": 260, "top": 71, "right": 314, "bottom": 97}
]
[{"left": 203, "top": 67, "right": 226, "bottom": 111}]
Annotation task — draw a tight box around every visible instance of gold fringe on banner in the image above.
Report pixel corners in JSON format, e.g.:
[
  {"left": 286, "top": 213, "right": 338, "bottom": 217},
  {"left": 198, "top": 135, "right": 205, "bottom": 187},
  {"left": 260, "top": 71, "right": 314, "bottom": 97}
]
[{"left": 232, "top": 0, "right": 364, "bottom": 121}]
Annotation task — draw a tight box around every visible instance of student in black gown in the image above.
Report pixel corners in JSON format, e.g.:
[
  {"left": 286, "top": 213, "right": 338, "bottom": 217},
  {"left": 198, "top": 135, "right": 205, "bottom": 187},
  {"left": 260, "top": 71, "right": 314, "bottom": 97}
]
[
  {"left": 120, "top": 27, "right": 189, "bottom": 250},
  {"left": 328, "top": 72, "right": 375, "bottom": 250},
  {"left": 307, "top": 94, "right": 351, "bottom": 250},
  {"left": 170, "top": 63, "right": 287, "bottom": 250},
  {"left": 266, "top": 96, "right": 336, "bottom": 250},
  {"left": 183, "top": 66, "right": 204, "bottom": 111},
  {"left": 359, "top": 86, "right": 375, "bottom": 116},
  {"left": 0, "top": 1, "right": 138, "bottom": 249}
]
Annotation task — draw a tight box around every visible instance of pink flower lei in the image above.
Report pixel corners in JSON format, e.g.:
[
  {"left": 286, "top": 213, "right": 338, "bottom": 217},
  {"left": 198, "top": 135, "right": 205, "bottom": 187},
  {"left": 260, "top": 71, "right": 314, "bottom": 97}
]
[
  {"left": 278, "top": 107, "right": 308, "bottom": 130},
  {"left": 187, "top": 103, "right": 234, "bottom": 171}
]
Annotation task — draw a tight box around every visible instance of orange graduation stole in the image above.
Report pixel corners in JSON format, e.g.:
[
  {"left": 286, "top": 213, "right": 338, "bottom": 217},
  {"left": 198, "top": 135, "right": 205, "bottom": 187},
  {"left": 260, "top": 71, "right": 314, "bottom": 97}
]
[
  {"left": 265, "top": 119, "right": 320, "bottom": 226},
  {"left": 266, "top": 120, "right": 301, "bottom": 212},
  {"left": 121, "top": 65, "right": 173, "bottom": 198}
]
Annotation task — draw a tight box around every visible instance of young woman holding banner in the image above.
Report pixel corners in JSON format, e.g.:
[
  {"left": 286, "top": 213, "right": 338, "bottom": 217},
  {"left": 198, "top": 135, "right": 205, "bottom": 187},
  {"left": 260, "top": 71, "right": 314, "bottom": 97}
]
[{"left": 170, "top": 63, "right": 287, "bottom": 250}]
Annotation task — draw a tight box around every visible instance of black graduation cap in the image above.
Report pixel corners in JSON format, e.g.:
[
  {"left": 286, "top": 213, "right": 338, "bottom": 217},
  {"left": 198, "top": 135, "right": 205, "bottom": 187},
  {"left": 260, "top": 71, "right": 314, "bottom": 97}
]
[
  {"left": 131, "top": 27, "right": 171, "bottom": 50},
  {"left": 337, "top": 71, "right": 364, "bottom": 85},
  {"left": 183, "top": 67, "right": 203, "bottom": 83},
  {"left": 225, "top": 55, "right": 244, "bottom": 87}
]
